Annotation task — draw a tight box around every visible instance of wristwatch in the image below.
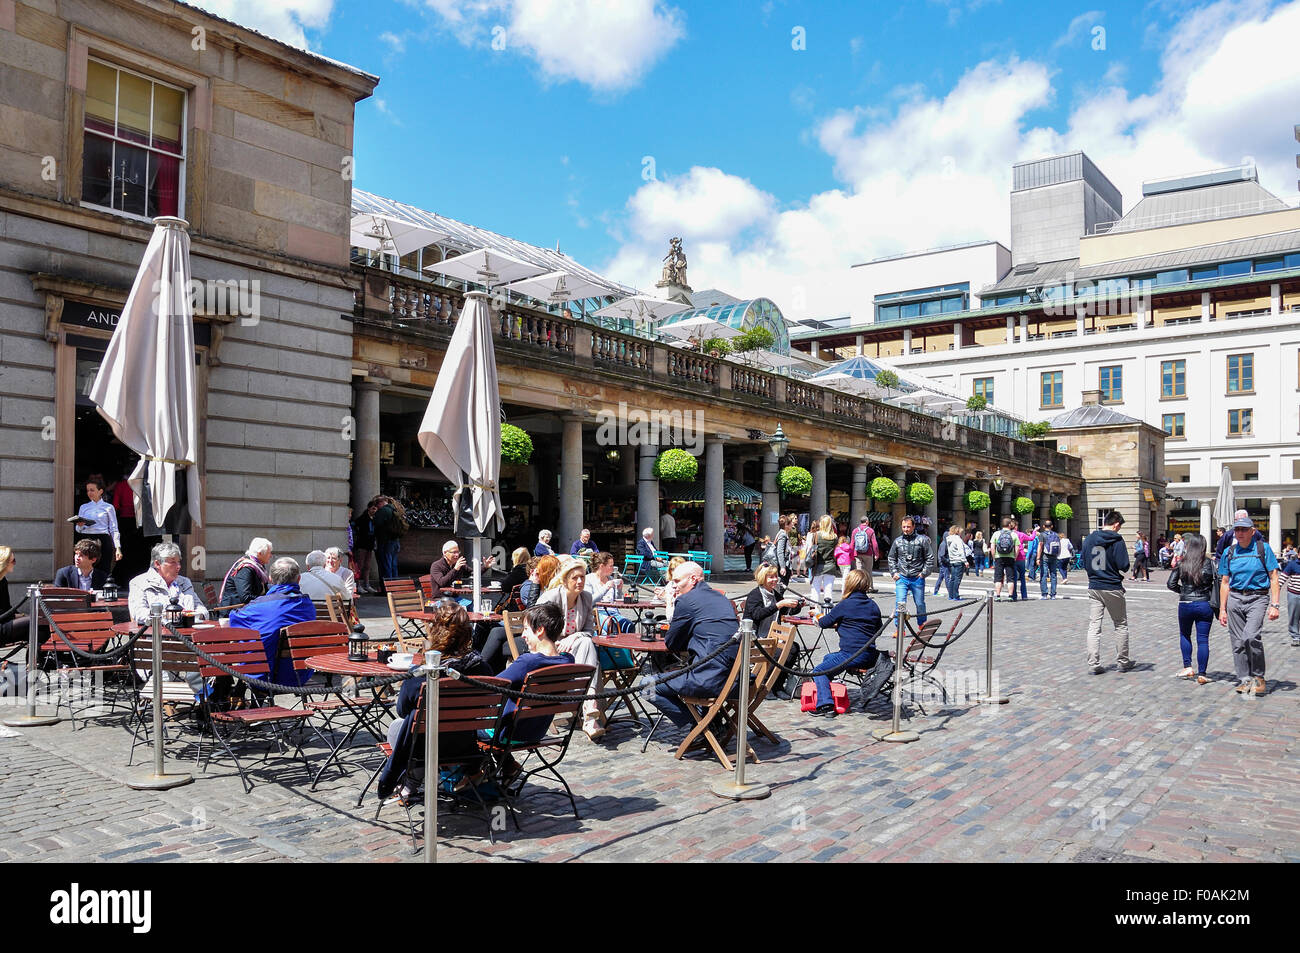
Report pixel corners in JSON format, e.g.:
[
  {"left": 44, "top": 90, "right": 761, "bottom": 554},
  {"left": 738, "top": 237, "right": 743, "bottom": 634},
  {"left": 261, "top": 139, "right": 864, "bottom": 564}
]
[{"left": 1269, "top": 603, "right": 1280, "bottom": 609}]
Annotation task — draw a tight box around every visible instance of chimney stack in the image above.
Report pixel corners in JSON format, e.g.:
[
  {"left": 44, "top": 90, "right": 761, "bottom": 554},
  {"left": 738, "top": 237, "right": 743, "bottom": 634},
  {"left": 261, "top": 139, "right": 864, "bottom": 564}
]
[{"left": 1081, "top": 389, "right": 1102, "bottom": 406}]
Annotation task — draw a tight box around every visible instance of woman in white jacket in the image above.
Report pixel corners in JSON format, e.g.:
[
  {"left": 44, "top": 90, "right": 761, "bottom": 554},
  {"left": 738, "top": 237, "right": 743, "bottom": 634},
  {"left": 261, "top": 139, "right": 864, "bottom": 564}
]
[{"left": 536, "top": 558, "right": 605, "bottom": 740}]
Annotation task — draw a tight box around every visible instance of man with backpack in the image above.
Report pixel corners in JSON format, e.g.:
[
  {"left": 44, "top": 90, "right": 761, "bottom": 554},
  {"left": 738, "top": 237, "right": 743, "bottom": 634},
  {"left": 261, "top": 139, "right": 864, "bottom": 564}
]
[
  {"left": 1082, "top": 511, "right": 1133, "bottom": 674},
  {"left": 1038, "top": 519, "right": 1062, "bottom": 599},
  {"left": 992, "top": 517, "right": 1019, "bottom": 601},
  {"left": 1217, "top": 514, "right": 1280, "bottom": 696},
  {"left": 852, "top": 515, "right": 879, "bottom": 593}
]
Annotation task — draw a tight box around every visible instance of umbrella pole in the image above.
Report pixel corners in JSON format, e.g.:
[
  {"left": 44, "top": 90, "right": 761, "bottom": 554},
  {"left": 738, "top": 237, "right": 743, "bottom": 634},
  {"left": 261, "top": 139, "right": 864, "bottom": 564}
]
[{"left": 472, "top": 537, "right": 483, "bottom": 613}]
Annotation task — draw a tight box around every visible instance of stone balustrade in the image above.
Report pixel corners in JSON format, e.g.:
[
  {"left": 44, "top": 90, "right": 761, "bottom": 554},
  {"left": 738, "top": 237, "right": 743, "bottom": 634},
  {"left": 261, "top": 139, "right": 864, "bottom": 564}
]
[{"left": 358, "top": 267, "right": 1083, "bottom": 479}]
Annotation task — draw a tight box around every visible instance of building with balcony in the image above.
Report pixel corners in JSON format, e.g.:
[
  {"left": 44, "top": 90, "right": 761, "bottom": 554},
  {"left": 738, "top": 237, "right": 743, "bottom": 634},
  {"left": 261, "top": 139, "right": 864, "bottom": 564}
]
[
  {"left": 791, "top": 154, "right": 1300, "bottom": 550},
  {"left": 0, "top": 0, "right": 378, "bottom": 587}
]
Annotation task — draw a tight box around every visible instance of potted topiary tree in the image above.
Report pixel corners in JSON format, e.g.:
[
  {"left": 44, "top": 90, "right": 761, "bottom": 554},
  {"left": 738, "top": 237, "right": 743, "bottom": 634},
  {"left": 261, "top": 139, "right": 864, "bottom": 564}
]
[
  {"left": 964, "top": 489, "right": 991, "bottom": 511},
  {"left": 1013, "top": 496, "right": 1036, "bottom": 516},
  {"left": 906, "top": 481, "right": 935, "bottom": 507},
  {"left": 1053, "top": 502, "right": 1073, "bottom": 521},
  {"left": 869, "top": 476, "right": 900, "bottom": 502}
]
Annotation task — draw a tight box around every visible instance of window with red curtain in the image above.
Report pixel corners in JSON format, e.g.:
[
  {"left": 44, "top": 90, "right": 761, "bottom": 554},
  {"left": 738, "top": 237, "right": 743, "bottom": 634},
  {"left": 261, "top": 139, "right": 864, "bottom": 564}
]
[{"left": 81, "top": 58, "right": 184, "bottom": 219}]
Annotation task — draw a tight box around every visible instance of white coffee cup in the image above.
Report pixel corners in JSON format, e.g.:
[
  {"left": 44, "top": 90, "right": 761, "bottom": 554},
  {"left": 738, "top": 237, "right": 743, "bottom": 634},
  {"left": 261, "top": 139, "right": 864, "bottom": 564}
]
[{"left": 390, "top": 653, "right": 414, "bottom": 667}]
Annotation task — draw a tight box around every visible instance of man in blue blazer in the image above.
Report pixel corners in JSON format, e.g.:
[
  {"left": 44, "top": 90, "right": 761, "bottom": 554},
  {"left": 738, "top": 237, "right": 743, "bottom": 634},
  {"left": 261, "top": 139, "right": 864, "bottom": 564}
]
[
  {"left": 53, "top": 539, "right": 111, "bottom": 591},
  {"left": 645, "top": 561, "right": 739, "bottom": 728}
]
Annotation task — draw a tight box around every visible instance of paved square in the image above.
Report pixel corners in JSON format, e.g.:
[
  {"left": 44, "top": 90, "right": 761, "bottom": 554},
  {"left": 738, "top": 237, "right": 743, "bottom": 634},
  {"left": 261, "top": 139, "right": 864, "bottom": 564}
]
[{"left": 2, "top": 573, "right": 1296, "bottom": 862}]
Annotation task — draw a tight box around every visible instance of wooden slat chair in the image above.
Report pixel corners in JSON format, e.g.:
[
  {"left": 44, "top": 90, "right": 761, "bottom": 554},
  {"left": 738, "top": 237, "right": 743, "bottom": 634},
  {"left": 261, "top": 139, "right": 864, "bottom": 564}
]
[
  {"left": 500, "top": 610, "right": 527, "bottom": 663},
  {"left": 190, "top": 627, "right": 315, "bottom": 792},
  {"left": 842, "top": 618, "right": 940, "bottom": 714},
  {"left": 126, "top": 629, "right": 203, "bottom": 765},
  {"left": 368, "top": 676, "right": 510, "bottom": 851},
  {"left": 673, "top": 637, "right": 774, "bottom": 771},
  {"left": 38, "top": 587, "right": 93, "bottom": 615},
  {"left": 387, "top": 590, "right": 429, "bottom": 652},
  {"left": 418, "top": 575, "right": 435, "bottom": 602},
  {"left": 478, "top": 663, "right": 596, "bottom": 826},
  {"left": 282, "top": 621, "right": 374, "bottom": 754},
  {"left": 495, "top": 584, "right": 524, "bottom": 613},
  {"left": 384, "top": 577, "right": 419, "bottom": 595},
  {"left": 742, "top": 624, "right": 797, "bottom": 744},
  {"left": 40, "top": 610, "right": 132, "bottom": 729},
  {"left": 896, "top": 612, "right": 966, "bottom": 709},
  {"left": 202, "top": 583, "right": 220, "bottom": 610}
]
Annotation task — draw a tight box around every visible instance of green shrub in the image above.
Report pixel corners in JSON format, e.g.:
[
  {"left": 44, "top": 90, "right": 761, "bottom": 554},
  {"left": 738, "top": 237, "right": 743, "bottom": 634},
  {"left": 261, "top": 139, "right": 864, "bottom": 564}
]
[
  {"left": 1053, "top": 502, "right": 1073, "bottom": 520},
  {"left": 1013, "top": 496, "right": 1036, "bottom": 515},
  {"left": 653, "top": 448, "right": 699, "bottom": 483},
  {"left": 964, "top": 490, "right": 991, "bottom": 511},
  {"left": 869, "top": 477, "right": 900, "bottom": 502},
  {"left": 500, "top": 424, "right": 533, "bottom": 465},
  {"left": 906, "top": 481, "right": 935, "bottom": 506},
  {"left": 778, "top": 465, "right": 812, "bottom": 496}
]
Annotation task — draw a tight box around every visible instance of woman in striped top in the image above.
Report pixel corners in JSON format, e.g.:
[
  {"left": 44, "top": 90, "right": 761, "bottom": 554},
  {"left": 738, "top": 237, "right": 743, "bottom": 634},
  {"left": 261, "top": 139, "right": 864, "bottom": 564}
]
[{"left": 75, "top": 478, "right": 121, "bottom": 576}]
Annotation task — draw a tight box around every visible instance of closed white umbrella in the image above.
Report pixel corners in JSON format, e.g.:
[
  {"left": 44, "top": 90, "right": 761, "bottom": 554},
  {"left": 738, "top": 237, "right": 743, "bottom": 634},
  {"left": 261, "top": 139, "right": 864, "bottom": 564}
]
[
  {"left": 89, "top": 216, "right": 202, "bottom": 532},
  {"left": 417, "top": 291, "right": 504, "bottom": 610},
  {"left": 1213, "top": 465, "right": 1235, "bottom": 530},
  {"left": 655, "top": 313, "right": 743, "bottom": 342}
]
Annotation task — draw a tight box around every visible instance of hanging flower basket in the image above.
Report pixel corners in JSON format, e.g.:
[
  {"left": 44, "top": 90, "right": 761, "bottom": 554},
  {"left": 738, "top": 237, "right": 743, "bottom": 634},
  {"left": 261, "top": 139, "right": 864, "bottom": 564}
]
[
  {"left": 906, "top": 481, "right": 935, "bottom": 506},
  {"left": 500, "top": 424, "right": 533, "bottom": 465},
  {"left": 964, "top": 490, "right": 991, "bottom": 511},
  {"left": 1053, "top": 502, "right": 1074, "bottom": 521},
  {"left": 653, "top": 448, "right": 699, "bottom": 483},
  {"left": 869, "top": 477, "right": 900, "bottom": 502},
  {"left": 1013, "top": 496, "right": 1036, "bottom": 516},
  {"left": 778, "top": 465, "right": 812, "bottom": 496}
]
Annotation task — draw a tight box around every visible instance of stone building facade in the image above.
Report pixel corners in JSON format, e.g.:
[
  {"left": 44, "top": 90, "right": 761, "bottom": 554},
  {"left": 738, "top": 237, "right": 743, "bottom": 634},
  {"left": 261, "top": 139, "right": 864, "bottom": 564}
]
[{"left": 0, "top": 0, "right": 377, "bottom": 587}]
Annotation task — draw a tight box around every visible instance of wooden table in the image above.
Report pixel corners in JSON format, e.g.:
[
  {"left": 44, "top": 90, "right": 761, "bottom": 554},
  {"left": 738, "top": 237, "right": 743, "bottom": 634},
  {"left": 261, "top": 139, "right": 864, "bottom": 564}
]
[
  {"left": 594, "top": 600, "right": 664, "bottom": 629},
  {"left": 782, "top": 615, "right": 832, "bottom": 673},
  {"left": 405, "top": 610, "right": 502, "bottom": 625},
  {"left": 592, "top": 631, "right": 671, "bottom": 730},
  {"left": 303, "top": 651, "right": 422, "bottom": 788}
]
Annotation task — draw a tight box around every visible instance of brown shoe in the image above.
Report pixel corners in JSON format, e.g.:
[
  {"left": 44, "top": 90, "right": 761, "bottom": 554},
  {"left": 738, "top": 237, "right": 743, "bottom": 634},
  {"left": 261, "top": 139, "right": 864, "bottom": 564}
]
[
  {"left": 1253, "top": 677, "right": 1266, "bottom": 696},
  {"left": 1235, "top": 681, "right": 1250, "bottom": 693}
]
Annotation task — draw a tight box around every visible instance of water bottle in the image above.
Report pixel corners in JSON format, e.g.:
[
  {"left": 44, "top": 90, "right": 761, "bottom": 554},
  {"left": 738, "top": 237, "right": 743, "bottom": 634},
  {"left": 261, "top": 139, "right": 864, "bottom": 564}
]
[{"left": 612, "top": 571, "right": 624, "bottom": 602}]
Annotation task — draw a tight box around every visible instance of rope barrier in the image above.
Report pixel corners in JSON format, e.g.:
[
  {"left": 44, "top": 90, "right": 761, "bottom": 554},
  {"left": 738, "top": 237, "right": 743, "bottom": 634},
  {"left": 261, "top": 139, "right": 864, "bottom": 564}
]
[
  {"left": 448, "top": 633, "right": 742, "bottom": 703},
  {"left": 891, "top": 596, "right": 983, "bottom": 617},
  {"left": 165, "top": 624, "right": 416, "bottom": 696},
  {"left": 38, "top": 601, "right": 143, "bottom": 661},
  {"left": 749, "top": 634, "right": 881, "bottom": 680}
]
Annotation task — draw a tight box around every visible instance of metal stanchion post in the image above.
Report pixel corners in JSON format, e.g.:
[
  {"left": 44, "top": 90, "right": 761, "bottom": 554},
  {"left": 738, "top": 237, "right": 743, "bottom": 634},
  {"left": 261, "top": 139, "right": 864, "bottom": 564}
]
[
  {"left": 2, "top": 585, "right": 60, "bottom": 727},
  {"left": 711, "top": 619, "right": 770, "bottom": 800},
  {"left": 127, "top": 604, "right": 192, "bottom": 790},
  {"left": 976, "top": 591, "right": 1009, "bottom": 705},
  {"left": 873, "top": 605, "right": 919, "bottom": 743},
  {"left": 422, "top": 649, "right": 442, "bottom": 864}
]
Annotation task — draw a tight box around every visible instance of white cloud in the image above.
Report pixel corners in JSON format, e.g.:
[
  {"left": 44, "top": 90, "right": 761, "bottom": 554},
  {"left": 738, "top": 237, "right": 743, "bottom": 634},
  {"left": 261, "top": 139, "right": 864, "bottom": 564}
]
[
  {"left": 379, "top": 31, "right": 406, "bottom": 53},
  {"left": 187, "top": 0, "right": 333, "bottom": 50},
  {"left": 602, "top": 0, "right": 1300, "bottom": 321},
  {"left": 421, "top": 0, "right": 684, "bottom": 92}
]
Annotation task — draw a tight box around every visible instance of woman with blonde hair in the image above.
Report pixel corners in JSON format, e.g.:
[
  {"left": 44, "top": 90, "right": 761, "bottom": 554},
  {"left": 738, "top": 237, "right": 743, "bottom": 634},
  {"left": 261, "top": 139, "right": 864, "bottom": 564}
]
[
  {"left": 536, "top": 558, "right": 604, "bottom": 740},
  {"left": 0, "top": 546, "right": 31, "bottom": 643},
  {"left": 655, "top": 555, "right": 688, "bottom": 621},
  {"left": 808, "top": 515, "right": 839, "bottom": 605}
]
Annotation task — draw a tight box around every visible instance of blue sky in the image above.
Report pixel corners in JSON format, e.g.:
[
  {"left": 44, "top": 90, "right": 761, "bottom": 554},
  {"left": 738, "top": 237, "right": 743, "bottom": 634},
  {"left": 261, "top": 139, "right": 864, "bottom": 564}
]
[{"left": 197, "top": 0, "right": 1300, "bottom": 318}]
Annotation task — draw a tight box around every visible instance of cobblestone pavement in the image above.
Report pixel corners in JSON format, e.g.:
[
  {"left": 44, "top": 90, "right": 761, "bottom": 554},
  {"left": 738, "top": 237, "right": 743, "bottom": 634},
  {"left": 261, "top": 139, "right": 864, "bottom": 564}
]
[{"left": 2, "top": 574, "right": 1296, "bottom": 863}]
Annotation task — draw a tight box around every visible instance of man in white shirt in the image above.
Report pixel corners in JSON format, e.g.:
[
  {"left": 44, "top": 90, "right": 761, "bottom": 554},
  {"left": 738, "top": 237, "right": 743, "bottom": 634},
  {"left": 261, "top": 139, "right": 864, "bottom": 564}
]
[
  {"left": 660, "top": 508, "right": 678, "bottom": 552},
  {"left": 128, "top": 541, "right": 207, "bottom": 625}
]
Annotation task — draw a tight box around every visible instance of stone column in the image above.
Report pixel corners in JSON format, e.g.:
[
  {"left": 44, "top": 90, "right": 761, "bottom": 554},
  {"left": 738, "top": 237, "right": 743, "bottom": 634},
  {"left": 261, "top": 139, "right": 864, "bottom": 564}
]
[
  {"left": 1268, "top": 499, "right": 1282, "bottom": 553},
  {"left": 558, "top": 414, "right": 584, "bottom": 551},
  {"left": 620, "top": 446, "right": 635, "bottom": 486},
  {"left": 351, "top": 379, "right": 383, "bottom": 514},
  {"left": 1200, "top": 291, "right": 1212, "bottom": 323},
  {"left": 1038, "top": 490, "right": 1052, "bottom": 526},
  {"left": 1199, "top": 499, "right": 1212, "bottom": 541},
  {"left": 951, "top": 477, "right": 966, "bottom": 534},
  {"left": 892, "top": 467, "right": 908, "bottom": 532},
  {"left": 731, "top": 456, "right": 746, "bottom": 483},
  {"left": 923, "top": 470, "right": 939, "bottom": 549},
  {"left": 952, "top": 321, "right": 962, "bottom": 351},
  {"left": 1005, "top": 316, "right": 1015, "bottom": 345},
  {"left": 1000, "top": 485, "right": 1013, "bottom": 525},
  {"left": 761, "top": 451, "right": 781, "bottom": 539},
  {"left": 1018, "top": 314, "right": 1028, "bottom": 344},
  {"left": 1270, "top": 283, "right": 1281, "bottom": 317},
  {"left": 704, "top": 436, "right": 726, "bottom": 569},
  {"left": 855, "top": 334, "right": 864, "bottom": 357},
  {"left": 809, "top": 453, "right": 829, "bottom": 520},
  {"left": 850, "top": 463, "right": 868, "bottom": 527},
  {"left": 903, "top": 328, "right": 913, "bottom": 352},
  {"left": 976, "top": 481, "right": 991, "bottom": 540},
  {"left": 637, "top": 443, "right": 660, "bottom": 547}
]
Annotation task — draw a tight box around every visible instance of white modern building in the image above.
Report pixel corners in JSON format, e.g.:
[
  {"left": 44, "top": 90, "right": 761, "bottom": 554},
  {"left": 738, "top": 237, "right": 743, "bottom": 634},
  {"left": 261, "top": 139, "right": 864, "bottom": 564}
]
[{"left": 792, "top": 155, "right": 1300, "bottom": 549}]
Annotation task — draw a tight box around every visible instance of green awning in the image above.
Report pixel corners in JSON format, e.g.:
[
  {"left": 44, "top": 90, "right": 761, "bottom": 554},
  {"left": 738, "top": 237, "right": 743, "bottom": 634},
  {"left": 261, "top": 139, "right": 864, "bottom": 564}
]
[{"left": 668, "top": 479, "right": 762, "bottom": 506}]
